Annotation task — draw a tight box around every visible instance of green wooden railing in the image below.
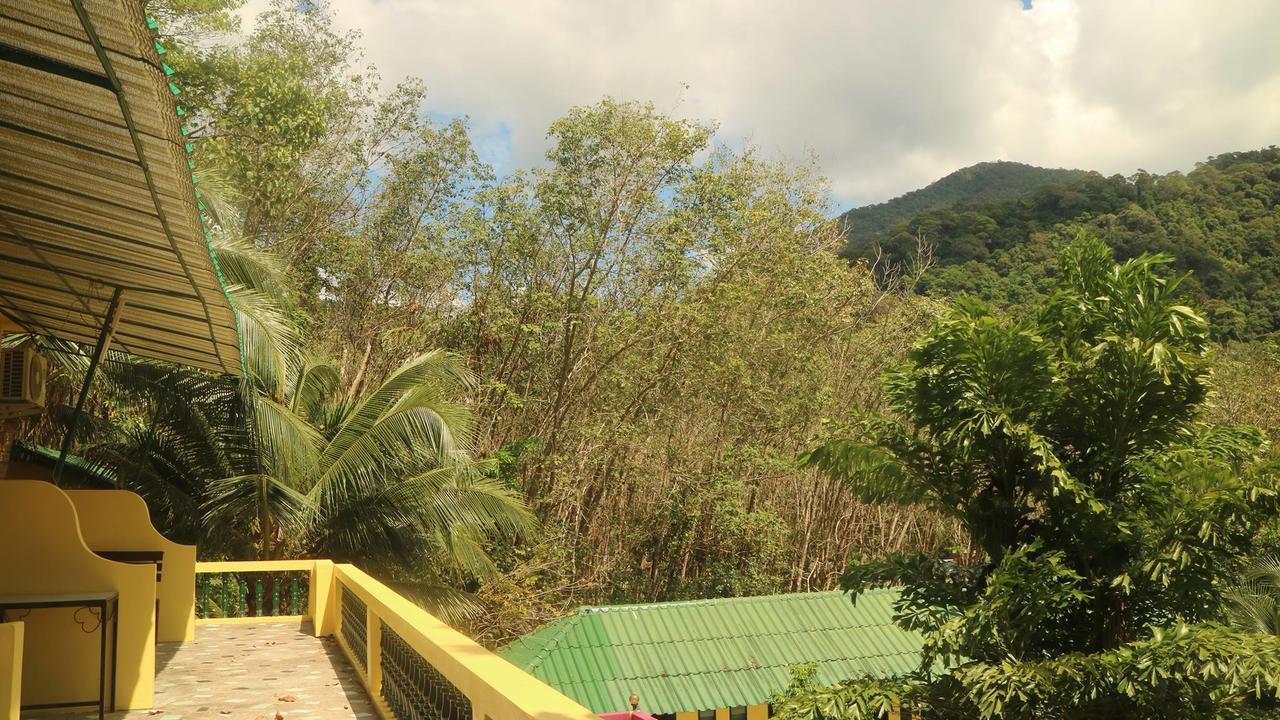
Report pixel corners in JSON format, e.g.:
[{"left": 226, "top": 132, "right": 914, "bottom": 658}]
[{"left": 194, "top": 561, "right": 312, "bottom": 619}]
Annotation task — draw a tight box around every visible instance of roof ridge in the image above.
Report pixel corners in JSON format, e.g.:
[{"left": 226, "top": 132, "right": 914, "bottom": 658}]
[
  {"left": 576, "top": 588, "right": 891, "bottom": 613},
  {"left": 548, "top": 618, "right": 906, "bottom": 650},
  {"left": 547, "top": 648, "right": 923, "bottom": 685}
]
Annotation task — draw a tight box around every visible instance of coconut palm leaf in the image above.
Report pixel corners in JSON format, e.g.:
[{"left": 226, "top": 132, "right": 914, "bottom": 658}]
[
  {"left": 246, "top": 389, "right": 323, "bottom": 485},
  {"left": 192, "top": 167, "right": 243, "bottom": 235},
  {"left": 289, "top": 359, "right": 343, "bottom": 425},
  {"left": 212, "top": 234, "right": 295, "bottom": 300},
  {"left": 224, "top": 285, "right": 302, "bottom": 395},
  {"left": 394, "top": 463, "right": 535, "bottom": 541},
  {"left": 388, "top": 581, "right": 484, "bottom": 627},
  {"left": 310, "top": 352, "right": 475, "bottom": 507},
  {"left": 1226, "top": 582, "right": 1280, "bottom": 636},
  {"left": 203, "top": 473, "right": 313, "bottom": 549},
  {"left": 1243, "top": 556, "right": 1280, "bottom": 589}
]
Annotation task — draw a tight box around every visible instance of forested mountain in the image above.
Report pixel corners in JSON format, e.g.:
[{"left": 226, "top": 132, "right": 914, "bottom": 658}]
[
  {"left": 838, "top": 160, "right": 1087, "bottom": 252},
  {"left": 844, "top": 148, "right": 1280, "bottom": 340}
]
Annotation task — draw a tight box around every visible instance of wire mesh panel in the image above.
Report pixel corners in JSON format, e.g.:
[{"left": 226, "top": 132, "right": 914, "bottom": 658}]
[
  {"left": 341, "top": 584, "right": 369, "bottom": 671},
  {"left": 381, "top": 624, "right": 473, "bottom": 720}
]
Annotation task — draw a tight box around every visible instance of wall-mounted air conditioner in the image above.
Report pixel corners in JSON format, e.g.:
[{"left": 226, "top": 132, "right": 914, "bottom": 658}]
[{"left": 0, "top": 346, "right": 49, "bottom": 413}]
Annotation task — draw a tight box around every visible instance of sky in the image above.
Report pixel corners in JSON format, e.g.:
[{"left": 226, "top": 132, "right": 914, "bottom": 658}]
[{"left": 239, "top": 0, "right": 1280, "bottom": 211}]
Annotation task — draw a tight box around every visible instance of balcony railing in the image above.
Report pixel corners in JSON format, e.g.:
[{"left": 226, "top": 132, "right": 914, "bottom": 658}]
[
  {"left": 194, "top": 559, "right": 599, "bottom": 720},
  {"left": 195, "top": 560, "right": 311, "bottom": 619}
]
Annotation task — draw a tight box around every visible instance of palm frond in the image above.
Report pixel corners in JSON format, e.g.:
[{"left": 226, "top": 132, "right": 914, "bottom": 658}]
[
  {"left": 211, "top": 233, "right": 292, "bottom": 297},
  {"left": 311, "top": 352, "right": 476, "bottom": 508},
  {"left": 226, "top": 285, "right": 302, "bottom": 395},
  {"left": 247, "top": 390, "right": 324, "bottom": 484},
  {"left": 1225, "top": 581, "right": 1280, "bottom": 636},
  {"left": 387, "top": 581, "right": 484, "bottom": 626},
  {"left": 202, "top": 473, "right": 313, "bottom": 541},
  {"left": 192, "top": 167, "right": 243, "bottom": 235},
  {"left": 1243, "top": 556, "right": 1280, "bottom": 590},
  {"left": 289, "top": 359, "right": 343, "bottom": 424}
]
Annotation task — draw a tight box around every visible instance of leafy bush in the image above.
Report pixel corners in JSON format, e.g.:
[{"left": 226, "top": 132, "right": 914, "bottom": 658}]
[{"left": 785, "top": 236, "right": 1280, "bottom": 720}]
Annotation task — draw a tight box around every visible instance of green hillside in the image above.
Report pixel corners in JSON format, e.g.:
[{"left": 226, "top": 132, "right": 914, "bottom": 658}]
[
  {"left": 847, "top": 148, "right": 1280, "bottom": 340},
  {"left": 839, "top": 160, "right": 1088, "bottom": 254}
]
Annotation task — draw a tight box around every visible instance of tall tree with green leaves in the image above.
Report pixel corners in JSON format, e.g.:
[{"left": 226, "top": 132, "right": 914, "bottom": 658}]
[{"left": 785, "top": 236, "right": 1280, "bottom": 719}]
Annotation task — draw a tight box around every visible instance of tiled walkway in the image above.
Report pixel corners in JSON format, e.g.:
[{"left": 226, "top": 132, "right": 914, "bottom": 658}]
[{"left": 27, "top": 622, "right": 377, "bottom": 720}]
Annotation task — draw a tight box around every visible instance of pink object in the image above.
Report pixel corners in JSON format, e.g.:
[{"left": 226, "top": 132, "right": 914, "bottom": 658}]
[{"left": 599, "top": 713, "right": 659, "bottom": 720}]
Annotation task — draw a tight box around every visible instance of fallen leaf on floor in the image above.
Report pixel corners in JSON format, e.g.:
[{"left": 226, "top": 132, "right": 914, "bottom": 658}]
[
  {"left": 148, "top": 711, "right": 164, "bottom": 716},
  {"left": 275, "top": 712, "right": 285, "bottom": 720},
  {"left": 278, "top": 695, "right": 297, "bottom": 702},
  {"left": 219, "top": 712, "right": 232, "bottom": 716}
]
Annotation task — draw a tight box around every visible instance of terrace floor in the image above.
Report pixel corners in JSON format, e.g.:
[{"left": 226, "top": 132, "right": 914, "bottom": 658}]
[{"left": 27, "top": 621, "right": 377, "bottom": 720}]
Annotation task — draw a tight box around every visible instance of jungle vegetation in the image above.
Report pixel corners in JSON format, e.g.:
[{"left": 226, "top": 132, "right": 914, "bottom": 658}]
[
  {"left": 14, "top": 0, "right": 1280, "bottom": 677},
  {"left": 847, "top": 150, "right": 1280, "bottom": 340},
  {"left": 779, "top": 237, "right": 1280, "bottom": 719}
]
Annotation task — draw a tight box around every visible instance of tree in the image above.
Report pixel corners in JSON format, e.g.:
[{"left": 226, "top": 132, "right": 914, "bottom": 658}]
[
  {"left": 72, "top": 195, "right": 532, "bottom": 620},
  {"left": 446, "top": 99, "right": 959, "bottom": 626},
  {"left": 786, "top": 236, "right": 1280, "bottom": 719}
]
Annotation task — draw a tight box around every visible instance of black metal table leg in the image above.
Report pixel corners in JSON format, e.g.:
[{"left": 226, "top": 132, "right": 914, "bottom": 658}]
[
  {"left": 111, "top": 596, "right": 119, "bottom": 712},
  {"left": 0, "top": 592, "right": 122, "bottom": 717},
  {"left": 97, "top": 598, "right": 106, "bottom": 720}
]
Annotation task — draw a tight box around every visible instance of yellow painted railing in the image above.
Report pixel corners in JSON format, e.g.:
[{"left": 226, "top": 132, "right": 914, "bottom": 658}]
[{"left": 194, "top": 560, "right": 599, "bottom": 720}]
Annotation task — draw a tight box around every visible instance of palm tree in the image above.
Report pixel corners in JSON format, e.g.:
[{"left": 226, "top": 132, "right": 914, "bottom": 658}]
[
  {"left": 1226, "top": 557, "right": 1280, "bottom": 636},
  {"left": 67, "top": 172, "right": 533, "bottom": 619}
]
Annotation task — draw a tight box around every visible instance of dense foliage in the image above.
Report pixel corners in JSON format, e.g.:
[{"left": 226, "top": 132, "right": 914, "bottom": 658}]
[
  {"left": 0, "top": 0, "right": 973, "bottom": 634},
  {"left": 783, "top": 238, "right": 1280, "bottom": 719},
  {"left": 172, "top": 1, "right": 973, "bottom": 620},
  {"left": 851, "top": 149, "right": 1280, "bottom": 340},
  {"left": 13, "top": 0, "right": 1277, "bottom": 666}
]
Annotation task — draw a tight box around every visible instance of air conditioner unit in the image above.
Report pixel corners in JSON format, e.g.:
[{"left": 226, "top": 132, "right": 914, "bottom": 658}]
[{"left": 1, "top": 346, "right": 48, "bottom": 412}]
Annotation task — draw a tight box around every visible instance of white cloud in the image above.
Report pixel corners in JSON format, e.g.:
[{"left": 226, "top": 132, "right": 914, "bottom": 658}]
[{"left": 240, "top": 0, "right": 1280, "bottom": 208}]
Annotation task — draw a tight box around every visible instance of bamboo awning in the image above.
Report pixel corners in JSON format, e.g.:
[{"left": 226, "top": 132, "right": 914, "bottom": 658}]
[{"left": 0, "top": 0, "right": 243, "bottom": 375}]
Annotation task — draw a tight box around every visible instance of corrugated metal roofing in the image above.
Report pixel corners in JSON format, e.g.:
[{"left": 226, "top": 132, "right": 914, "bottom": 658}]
[
  {"left": 10, "top": 441, "right": 116, "bottom": 484},
  {"left": 499, "top": 590, "right": 923, "bottom": 715},
  {"left": 0, "top": 0, "right": 243, "bottom": 375}
]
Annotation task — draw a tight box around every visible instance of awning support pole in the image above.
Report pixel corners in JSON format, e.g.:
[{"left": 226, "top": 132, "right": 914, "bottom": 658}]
[{"left": 54, "top": 287, "right": 125, "bottom": 484}]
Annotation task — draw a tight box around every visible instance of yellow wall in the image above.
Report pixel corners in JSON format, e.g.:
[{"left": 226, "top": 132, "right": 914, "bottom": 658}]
[
  {"left": 66, "top": 489, "right": 197, "bottom": 642},
  {"left": 332, "top": 563, "right": 599, "bottom": 720},
  {"left": 0, "top": 622, "right": 20, "bottom": 720},
  {"left": 748, "top": 705, "right": 769, "bottom": 720},
  {"left": 311, "top": 560, "right": 338, "bottom": 635},
  {"left": 0, "top": 480, "right": 156, "bottom": 709}
]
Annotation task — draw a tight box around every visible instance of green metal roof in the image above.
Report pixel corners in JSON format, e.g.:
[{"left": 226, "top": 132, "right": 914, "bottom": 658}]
[
  {"left": 499, "top": 590, "right": 923, "bottom": 715},
  {"left": 11, "top": 441, "right": 116, "bottom": 486}
]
